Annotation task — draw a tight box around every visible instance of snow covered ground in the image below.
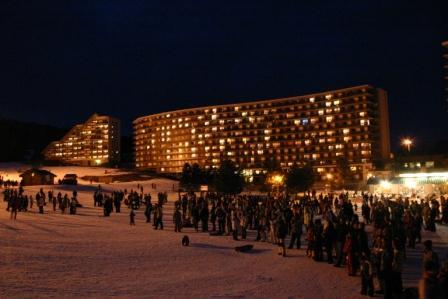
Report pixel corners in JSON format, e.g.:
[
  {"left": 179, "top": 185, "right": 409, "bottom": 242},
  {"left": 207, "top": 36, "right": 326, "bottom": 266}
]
[
  {"left": 0, "top": 163, "right": 132, "bottom": 183},
  {"left": 0, "top": 165, "right": 445, "bottom": 298},
  {"left": 0, "top": 166, "right": 363, "bottom": 298}
]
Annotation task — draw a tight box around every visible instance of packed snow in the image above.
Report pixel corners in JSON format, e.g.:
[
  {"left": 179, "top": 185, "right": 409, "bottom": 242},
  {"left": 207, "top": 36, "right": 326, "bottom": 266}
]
[
  {"left": 0, "top": 165, "right": 446, "bottom": 298},
  {"left": 0, "top": 163, "right": 132, "bottom": 183}
]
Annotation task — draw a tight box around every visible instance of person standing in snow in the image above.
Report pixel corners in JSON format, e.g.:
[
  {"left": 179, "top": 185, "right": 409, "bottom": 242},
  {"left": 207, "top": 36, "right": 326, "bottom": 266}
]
[
  {"left": 70, "top": 196, "right": 77, "bottom": 215},
  {"left": 288, "top": 209, "right": 303, "bottom": 249},
  {"left": 360, "top": 253, "right": 374, "bottom": 296},
  {"left": 10, "top": 194, "right": 19, "bottom": 220},
  {"left": 37, "top": 193, "right": 45, "bottom": 214},
  {"left": 277, "top": 217, "right": 287, "bottom": 257},
  {"left": 154, "top": 203, "right": 163, "bottom": 230},
  {"left": 231, "top": 207, "right": 240, "bottom": 241},
  {"left": 52, "top": 195, "right": 57, "bottom": 211},
  {"left": 200, "top": 201, "right": 209, "bottom": 232},
  {"left": 61, "top": 194, "right": 69, "bottom": 214},
  {"left": 130, "top": 209, "right": 136, "bottom": 225},
  {"left": 144, "top": 199, "right": 153, "bottom": 223},
  {"left": 173, "top": 208, "right": 182, "bottom": 232}
]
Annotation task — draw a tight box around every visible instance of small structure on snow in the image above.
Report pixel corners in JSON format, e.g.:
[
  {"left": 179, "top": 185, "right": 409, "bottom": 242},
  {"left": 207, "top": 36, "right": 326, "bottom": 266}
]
[{"left": 20, "top": 169, "right": 56, "bottom": 186}]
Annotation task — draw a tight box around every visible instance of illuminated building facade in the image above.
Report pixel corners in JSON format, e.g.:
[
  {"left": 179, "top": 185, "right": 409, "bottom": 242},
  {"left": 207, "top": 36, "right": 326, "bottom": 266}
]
[
  {"left": 134, "top": 85, "right": 390, "bottom": 182},
  {"left": 43, "top": 114, "right": 120, "bottom": 166}
]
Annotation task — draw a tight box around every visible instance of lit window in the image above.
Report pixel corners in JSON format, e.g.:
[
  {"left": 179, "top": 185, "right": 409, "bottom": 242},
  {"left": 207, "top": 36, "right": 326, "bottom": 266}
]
[
  {"left": 309, "top": 97, "right": 315, "bottom": 103},
  {"left": 425, "top": 161, "right": 435, "bottom": 168},
  {"left": 360, "top": 119, "right": 370, "bottom": 126},
  {"left": 325, "top": 94, "right": 332, "bottom": 100}
]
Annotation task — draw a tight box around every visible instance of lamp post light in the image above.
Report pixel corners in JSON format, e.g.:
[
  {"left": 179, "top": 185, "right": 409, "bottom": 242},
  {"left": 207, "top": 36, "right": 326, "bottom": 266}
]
[
  {"left": 268, "top": 173, "right": 284, "bottom": 196},
  {"left": 401, "top": 138, "right": 413, "bottom": 152}
]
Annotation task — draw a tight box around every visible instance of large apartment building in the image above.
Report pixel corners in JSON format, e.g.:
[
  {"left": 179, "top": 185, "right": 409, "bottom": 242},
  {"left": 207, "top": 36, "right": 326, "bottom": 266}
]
[
  {"left": 43, "top": 114, "right": 121, "bottom": 166},
  {"left": 134, "top": 85, "right": 390, "bottom": 182}
]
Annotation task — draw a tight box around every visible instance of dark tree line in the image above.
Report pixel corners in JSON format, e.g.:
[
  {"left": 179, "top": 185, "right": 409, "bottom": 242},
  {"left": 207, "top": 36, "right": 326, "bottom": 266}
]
[
  {"left": 180, "top": 160, "right": 315, "bottom": 195},
  {"left": 180, "top": 160, "right": 245, "bottom": 194}
]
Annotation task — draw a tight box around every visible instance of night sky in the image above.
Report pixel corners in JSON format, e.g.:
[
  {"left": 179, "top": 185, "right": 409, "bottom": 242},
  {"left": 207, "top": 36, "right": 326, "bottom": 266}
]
[{"left": 1, "top": 1, "right": 447, "bottom": 151}]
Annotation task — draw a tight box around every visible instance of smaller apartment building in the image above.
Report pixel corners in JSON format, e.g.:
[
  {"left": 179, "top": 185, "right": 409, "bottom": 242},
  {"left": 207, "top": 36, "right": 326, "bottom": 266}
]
[{"left": 43, "top": 114, "right": 120, "bottom": 166}]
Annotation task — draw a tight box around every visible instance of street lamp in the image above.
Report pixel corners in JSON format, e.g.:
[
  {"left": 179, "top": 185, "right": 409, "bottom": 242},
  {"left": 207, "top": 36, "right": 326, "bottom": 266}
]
[
  {"left": 268, "top": 173, "right": 284, "bottom": 195},
  {"left": 401, "top": 138, "right": 413, "bottom": 152}
]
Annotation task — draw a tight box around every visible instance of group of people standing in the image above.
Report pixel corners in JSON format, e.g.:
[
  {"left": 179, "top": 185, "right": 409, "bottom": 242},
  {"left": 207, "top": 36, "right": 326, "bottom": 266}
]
[
  {"left": 3, "top": 182, "right": 447, "bottom": 298},
  {"left": 3, "top": 187, "right": 80, "bottom": 218},
  {"left": 165, "top": 191, "right": 447, "bottom": 298},
  {"left": 0, "top": 175, "right": 18, "bottom": 188}
]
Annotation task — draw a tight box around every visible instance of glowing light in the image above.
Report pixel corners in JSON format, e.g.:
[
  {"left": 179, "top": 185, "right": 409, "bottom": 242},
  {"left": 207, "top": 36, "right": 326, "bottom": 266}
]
[
  {"left": 380, "top": 180, "right": 391, "bottom": 189},
  {"left": 95, "top": 159, "right": 102, "bottom": 165},
  {"left": 398, "top": 172, "right": 448, "bottom": 179},
  {"left": 269, "top": 174, "right": 284, "bottom": 185},
  {"left": 401, "top": 138, "right": 413, "bottom": 152},
  {"left": 404, "top": 178, "right": 417, "bottom": 189}
]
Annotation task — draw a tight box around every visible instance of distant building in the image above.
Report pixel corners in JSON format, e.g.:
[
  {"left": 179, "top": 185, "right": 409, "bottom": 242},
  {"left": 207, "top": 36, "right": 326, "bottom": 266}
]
[
  {"left": 394, "top": 154, "right": 448, "bottom": 172},
  {"left": 134, "top": 85, "right": 390, "bottom": 184},
  {"left": 43, "top": 114, "right": 121, "bottom": 166},
  {"left": 443, "top": 41, "right": 448, "bottom": 111},
  {"left": 20, "top": 169, "right": 56, "bottom": 186}
]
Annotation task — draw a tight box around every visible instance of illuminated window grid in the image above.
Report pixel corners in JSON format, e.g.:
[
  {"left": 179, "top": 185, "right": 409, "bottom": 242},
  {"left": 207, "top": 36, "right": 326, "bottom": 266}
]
[
  {"left": 43, "top": 114, "right": 121, "bottom": 166},
  {"left": 134, "top": 85, "right": 389, "bottom": 180}
]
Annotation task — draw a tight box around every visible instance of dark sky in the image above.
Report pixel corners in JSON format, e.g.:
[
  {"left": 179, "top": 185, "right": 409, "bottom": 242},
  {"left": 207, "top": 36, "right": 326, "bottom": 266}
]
[{"left": 1, "top": 1, "right": 447, "bottom": 151}]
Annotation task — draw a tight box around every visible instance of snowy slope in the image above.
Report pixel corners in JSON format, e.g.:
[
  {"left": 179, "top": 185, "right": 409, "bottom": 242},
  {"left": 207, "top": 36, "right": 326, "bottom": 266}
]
[
  {"left": 0, "top": 178, "right": 363, "bottom": 298},
  {"left": 0, "top": 163, "right": 132, "bottom": 183}
]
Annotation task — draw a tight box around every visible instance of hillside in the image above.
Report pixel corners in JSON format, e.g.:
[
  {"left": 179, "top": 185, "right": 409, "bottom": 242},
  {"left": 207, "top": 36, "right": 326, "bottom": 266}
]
[{"left": 0, "top": 117, "right": 67, "bottom": 162}]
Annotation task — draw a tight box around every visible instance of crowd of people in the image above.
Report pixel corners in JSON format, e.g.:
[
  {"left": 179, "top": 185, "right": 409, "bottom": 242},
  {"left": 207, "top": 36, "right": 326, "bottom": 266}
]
[
  {"left": 3, "top": 187, "right": 80, "bottom": 218},
  {"left": 3, "top": 183, "right": 448, "bottom": 298},
  {"left": 166, "top": 191, "right": 447, "bottom": 298},
  {"left": 0, "top": 175, "right": 19, "bottom": 188}
]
